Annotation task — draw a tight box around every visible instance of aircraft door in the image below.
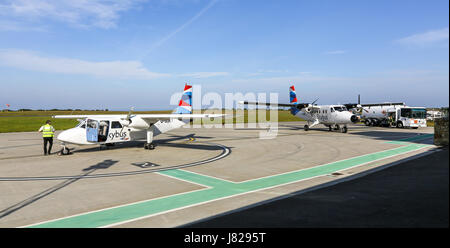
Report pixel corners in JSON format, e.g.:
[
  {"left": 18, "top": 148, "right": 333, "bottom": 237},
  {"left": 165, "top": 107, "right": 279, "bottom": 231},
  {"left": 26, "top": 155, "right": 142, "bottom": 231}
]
[
  {"left": 330, "top": 107, "right": 337, "bottom": 121},
  {"left": 86, "top": 119, "right": 99, "bottom": 142},
  {"left": 98, "top": 121, "right": 110, "bottom": 142}
]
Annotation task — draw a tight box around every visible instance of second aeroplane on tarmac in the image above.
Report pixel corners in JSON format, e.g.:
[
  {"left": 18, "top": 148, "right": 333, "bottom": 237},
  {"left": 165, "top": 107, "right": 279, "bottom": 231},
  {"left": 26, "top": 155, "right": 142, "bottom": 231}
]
[
  {"left": 240, "top": 85, "right": 359, "bottom": 133},
  {"left": 53, "top": 84, "right": 224, "bottom": 154}
]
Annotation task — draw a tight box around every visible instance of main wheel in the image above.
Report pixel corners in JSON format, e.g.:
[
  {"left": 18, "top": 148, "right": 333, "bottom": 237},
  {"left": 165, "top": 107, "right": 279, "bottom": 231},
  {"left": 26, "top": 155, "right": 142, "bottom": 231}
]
[
  {"left": 144, "top": 143, "right": 156, "bottom": 150},
  {"left": 396, "top": 122, "right": 404, "bottom": 128},
  {"left": 304, "top": 125, "right": 309, "bottom": 131},
  {"left": 59, "top": 147, "right": 70, "bottom": 155},
  {"left": 364, "top": 119, "right": 371, "bottom": 126},
  {"left": 149, "top": 143, "right": 156, "bottom": 150},
  {"left": 340, "top": 126, "right": 348, "bottom": 133}
]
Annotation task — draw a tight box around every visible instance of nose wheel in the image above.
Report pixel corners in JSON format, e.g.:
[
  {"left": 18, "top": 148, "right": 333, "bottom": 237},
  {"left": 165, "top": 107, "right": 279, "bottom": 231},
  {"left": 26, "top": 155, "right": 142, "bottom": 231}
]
[
  {"left": 144, "top": 143, "right": 156, "bottom": 150},
  {"left": 58, "top": 143, "right": 72, "bottom": 155}
]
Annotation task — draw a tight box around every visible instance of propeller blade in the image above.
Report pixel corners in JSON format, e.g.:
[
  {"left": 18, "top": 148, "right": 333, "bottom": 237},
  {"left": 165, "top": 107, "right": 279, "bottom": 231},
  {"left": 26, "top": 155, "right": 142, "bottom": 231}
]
[{"left": 127, "top": 107, "right": 135, "bottom": 120}]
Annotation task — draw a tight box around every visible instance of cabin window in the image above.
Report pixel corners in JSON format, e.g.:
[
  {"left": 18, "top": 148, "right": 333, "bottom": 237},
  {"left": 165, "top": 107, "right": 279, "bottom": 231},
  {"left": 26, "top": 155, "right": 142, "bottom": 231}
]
[
  {"left": 111, "top": 121, "right": 123, "bottom": 129},
  {"left": 87, "top": 120, "right": 98, "bottom": 129}
]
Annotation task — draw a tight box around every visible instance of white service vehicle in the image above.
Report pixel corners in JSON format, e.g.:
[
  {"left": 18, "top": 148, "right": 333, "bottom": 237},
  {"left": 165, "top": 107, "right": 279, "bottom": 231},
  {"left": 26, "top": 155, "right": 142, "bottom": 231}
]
[
  {"left": 427, "top": 110, "right": 443, "bottom": 120},
  {"left": 350, "top": 103, "right": 427, "bottom": 128}
]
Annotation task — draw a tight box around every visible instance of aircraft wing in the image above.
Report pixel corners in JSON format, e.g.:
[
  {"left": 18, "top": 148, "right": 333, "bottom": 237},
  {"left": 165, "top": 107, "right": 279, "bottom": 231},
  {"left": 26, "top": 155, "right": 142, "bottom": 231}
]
[
  {"left": 53, "top": 114, "right": 225, "bottom": 120},
  {"left": 239, "top": 101, "right": 310, "bottom": 109},
  {"left": 53, "top": 115, "right": 127, "bottom": 119},
  {"left": 360, "top": 102, "right": 405, "bottom": 107},
  {"left": 136, "top": 113, "right": 226, "bottom": 121}
]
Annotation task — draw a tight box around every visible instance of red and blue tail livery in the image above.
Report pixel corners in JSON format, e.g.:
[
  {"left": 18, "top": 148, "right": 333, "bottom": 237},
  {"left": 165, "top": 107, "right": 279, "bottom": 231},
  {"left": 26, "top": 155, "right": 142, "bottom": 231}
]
[
  {"left": 289, "top": 85, "right": 298, "bottom": 104},
  {"left": 174, "top": 84, "right": 193, "bottom": 114},
  {"left": 289, "top": 85, "right": 300, "bottom": 115}
]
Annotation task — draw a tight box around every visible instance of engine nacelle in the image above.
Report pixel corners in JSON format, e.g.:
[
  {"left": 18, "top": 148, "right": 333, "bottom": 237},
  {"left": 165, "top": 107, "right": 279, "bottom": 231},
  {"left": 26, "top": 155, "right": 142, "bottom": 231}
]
[
  {"left": 304, "top": 104, "right": 312, "bottom": 112},
  {"left": 127, "top": 118, "right": 150, "bottom": 129},
  {"left": 351, "top": 114, "right": 359, "bottom": 123},
  {"left": 119, "top": 119, "right": 131, "bottom": 127}
]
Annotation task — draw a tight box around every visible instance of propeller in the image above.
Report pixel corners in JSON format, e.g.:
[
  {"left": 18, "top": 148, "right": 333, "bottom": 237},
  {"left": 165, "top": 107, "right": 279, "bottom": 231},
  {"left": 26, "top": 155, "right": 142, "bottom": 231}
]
[
  {"left": 311, "top": 98, "right": 319, "bottom": 105},
  {"left": 120, "top": 107, "right": 135, "bottom": 132},
  {"left": 304, "top": 98, "right": 319, "bottom": 112}
]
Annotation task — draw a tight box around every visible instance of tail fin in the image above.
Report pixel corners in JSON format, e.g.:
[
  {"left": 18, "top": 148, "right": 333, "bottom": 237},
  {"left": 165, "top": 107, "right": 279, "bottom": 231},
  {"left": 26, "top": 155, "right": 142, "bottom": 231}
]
[
  {"left": 173, "top": 84, "right": 193, "bottom": 114},
  {"left": 289, "top": 85, "right": 298, "bottom": 104},
  {"left": 289, "top": 85, "right": 300, "bottom": 115}
]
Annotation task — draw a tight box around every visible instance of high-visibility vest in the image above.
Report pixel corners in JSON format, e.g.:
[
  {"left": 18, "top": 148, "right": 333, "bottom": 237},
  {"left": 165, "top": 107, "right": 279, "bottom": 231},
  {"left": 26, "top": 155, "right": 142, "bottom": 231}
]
[{"left": 42, "top": 124, "right": 54, "bottom": 138}]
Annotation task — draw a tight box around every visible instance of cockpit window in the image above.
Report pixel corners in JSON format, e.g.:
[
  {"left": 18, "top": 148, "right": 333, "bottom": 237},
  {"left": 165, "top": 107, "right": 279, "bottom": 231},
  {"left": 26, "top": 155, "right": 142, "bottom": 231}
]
[
  {"left": 111, "top": 121, "right": 123, "bottom": 129},
  {"left": 333, "top": 106, "right": 347, "bottom": 112},
  {"left": 77, "top": 121, "right": 86, "bottom": 129}
]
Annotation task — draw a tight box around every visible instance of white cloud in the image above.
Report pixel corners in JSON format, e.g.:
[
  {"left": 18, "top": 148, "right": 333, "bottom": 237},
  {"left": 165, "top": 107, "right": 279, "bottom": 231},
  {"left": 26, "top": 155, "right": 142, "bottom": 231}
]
[
  {"left": 396, "top": 27, "right": 449, "bottom": 46},
  {"left": 179, "top": 71, "right": 230, "bottom": 78},
  {"left": 0, "top": 49, "right": 170, "bottom": 79},
  {"left": 0, "top": 0, "right": 147, "bottom": 29}
]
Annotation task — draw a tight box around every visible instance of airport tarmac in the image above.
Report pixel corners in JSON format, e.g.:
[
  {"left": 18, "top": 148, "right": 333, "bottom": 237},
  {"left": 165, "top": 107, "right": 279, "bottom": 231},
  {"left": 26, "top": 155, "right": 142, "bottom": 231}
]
[{"left": 0, "top": 122, "right": 437, "bottom": 228}]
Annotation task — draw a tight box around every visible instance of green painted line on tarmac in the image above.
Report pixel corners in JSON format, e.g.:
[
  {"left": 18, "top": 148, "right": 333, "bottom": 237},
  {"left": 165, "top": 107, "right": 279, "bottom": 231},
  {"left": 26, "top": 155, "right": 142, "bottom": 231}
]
[
  {"left": 386, "top": 133, "right": 433, "bottom": 145},
  {"left": 26, "top": 136, "right": 433, "bottom": 228}
]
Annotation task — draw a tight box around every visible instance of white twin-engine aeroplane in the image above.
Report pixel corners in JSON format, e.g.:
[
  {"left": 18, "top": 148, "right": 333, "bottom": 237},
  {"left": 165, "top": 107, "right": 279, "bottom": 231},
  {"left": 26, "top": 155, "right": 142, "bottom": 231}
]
[
  {"left": 240, "top": 85, "right": 359, "bottom": 133},
  {"left": 53, "top": 84, "right": 224, "bottom": 154}
]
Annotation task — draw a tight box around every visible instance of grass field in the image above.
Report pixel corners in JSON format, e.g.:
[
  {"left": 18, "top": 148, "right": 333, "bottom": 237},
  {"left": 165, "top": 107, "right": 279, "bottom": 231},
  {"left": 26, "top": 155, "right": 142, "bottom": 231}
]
[
  {"left": 0, "top": 110, "right": 435, "bottom": 133},
  {"left": 0, "top": 110, "right": 298, "bottom": 133},
  {"left": 0, "top": 110, "right": 171, "bottom": 133}
]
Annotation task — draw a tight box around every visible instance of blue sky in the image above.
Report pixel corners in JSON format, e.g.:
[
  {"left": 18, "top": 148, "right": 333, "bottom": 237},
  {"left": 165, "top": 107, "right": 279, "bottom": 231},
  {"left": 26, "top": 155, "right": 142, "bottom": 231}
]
[{"left": 0, "top": 0, "right": 448, "bottom": 110}]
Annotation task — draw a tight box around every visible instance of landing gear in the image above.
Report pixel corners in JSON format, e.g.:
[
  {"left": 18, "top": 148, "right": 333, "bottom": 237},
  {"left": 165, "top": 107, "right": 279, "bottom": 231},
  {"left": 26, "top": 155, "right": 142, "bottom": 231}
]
[
  {"left": 58, "top": 143, "right": 72, "bottom": 155},
  {"left": 328, "top": 124, "right": 347, "bottom": 133},
  {"left": 144, "top": 130, "right": 156, "bottom": 150},
  {"left": 144, "top": 143, "right": 156, "bottom": 150},
  {"left": 304, "top": 125, "right": 309, "bottom": 131}
]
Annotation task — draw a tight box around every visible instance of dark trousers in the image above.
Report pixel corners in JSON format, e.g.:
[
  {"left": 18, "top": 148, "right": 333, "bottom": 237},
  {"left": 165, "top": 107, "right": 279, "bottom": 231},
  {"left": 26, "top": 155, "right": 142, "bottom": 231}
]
[{"left": 43, "top": 137, "right": 53, "bottom": 155}]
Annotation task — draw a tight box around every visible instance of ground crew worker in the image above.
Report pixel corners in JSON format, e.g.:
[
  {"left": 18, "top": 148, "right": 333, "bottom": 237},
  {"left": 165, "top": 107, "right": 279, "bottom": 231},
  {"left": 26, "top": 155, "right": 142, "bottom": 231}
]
[
  {"left": 38, "top": 120, "right": 55, "bottom": 155},
  {"left": 388, "top": 114, "right": 395, "bottom": 127}
]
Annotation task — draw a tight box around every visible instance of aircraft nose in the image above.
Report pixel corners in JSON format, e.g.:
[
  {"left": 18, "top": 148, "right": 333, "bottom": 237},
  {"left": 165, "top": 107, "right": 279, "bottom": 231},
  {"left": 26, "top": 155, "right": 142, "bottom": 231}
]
[
  {"left": 351, "top": 114, "right": 359, "bottom": 123},
  {"left": 57, "top": 130, "right": 69, "bottom": 142}
]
